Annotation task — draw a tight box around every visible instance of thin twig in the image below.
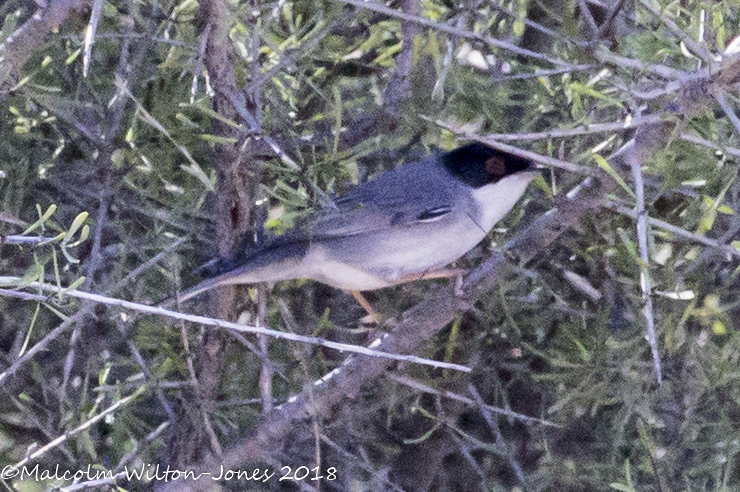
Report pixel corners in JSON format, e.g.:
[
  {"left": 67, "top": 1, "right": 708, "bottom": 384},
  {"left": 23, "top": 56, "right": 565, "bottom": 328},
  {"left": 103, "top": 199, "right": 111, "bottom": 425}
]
[
  {"left": 487, "top": 0, "right": 585, "bottom": 47},
  {"left": 112, "top": 237, "right": 189, "bottom": 292},
  {"left": 190, "top": 23, "right": 210, "bottom": 103},
  {"left": 63, "top": 32, "right": 195, "bottom": 48},
  {"left": 680, "top": 132, "right": 740, "bottom": 157},
  {"left": 596, "top": 0, "right": 627, "bottom": 39},
  {"left": 178, "top": 307, "right": 224, "bottom": 456},
  {"left": 638, "top": 0, "right": 714, "bottom": 63},
  {"left": 474, "top": 114, "right": 664, "bottom": 141},
  {"left": 713, "top": 89, "right": 740, "bottom": 136},
  {"left": 217, "top": 89, "right": 301, "bottom": 170},
  {"left": 0, "top": 234, "right": 58, "bottom": 244},
  {"left": 257, "top": 285, "right": 273, "bottom": 414},
  {"left": 320, "top": 434, "right": 406, "bottom": 492},
  {"left": 388, "top": 374, "right": 559, "bottom": 427},
  {"left": 0, "top": 279, "right": 472, "bottom": 372},
  {"left": 82, "top": 0, "right": 103, "bottom": 77},
  {"left": 113, "top": 421, "right": 170, "bottom": 472},
  {"left": 450, "top": 431, "right": 489, "bottom": 489},
  {"left": 0, "top": 239, "right": 192, "bottom": 385},
  {"left": 603, "top": 201, "right": 740, "bottom": 259},
  {"left": 115, "top": 76, "right": 214, "bottom": 190},
  {"left": 0, "top": 0, "right": 91, "bottom": 101},
  {"left": 577, "top": 0, "right": 599, "bottom": 39},
  {"left": 492, "top": 64, "right": 599, "bottom": 81},
  {"left": 469, "top": 385, "right": 527, "bottom": 486},
  {"left": 627, "top": 155, "right": 662, "bottom": 384},
  {"left": 596, "top": 46, "right": 691, "bottom": 79},
  {"left": 117, "top": 320, "right": 177, "bottom": 422},
  {"left": 336, "top": 0, "right": 583, "bottom": 68},
  {"left": 8, "top": 387, "right": 146, "bottom": 472}
]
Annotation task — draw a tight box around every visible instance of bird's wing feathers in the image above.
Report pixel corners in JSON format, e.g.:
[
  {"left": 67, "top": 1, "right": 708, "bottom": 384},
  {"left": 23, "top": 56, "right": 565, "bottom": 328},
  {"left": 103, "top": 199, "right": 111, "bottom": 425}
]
[
  {"left": 306, "top": 199, "right": 443, "bottom": 238},
  {"left": 300, "top": 159, "right": 458, "bottom": 239}
]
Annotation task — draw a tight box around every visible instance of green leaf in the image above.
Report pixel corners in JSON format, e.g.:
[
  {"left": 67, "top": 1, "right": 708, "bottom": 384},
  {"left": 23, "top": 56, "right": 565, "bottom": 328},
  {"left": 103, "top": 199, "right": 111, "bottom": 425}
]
[
  {"left": 593, "top": 154, "right": 636, "bottom": 199},
  {"left": 186, "top": 102, "right": 242, "bottom": 129},
  {"left": 402, "top": 424, "right": 439, "bottom": 445},
  {"left": 18, "top": 303, "right": 40, "bottom": 357},
  {"left": 67, "top": 225, "right": 90, "bottom": 248},
  {"left": 180, "top": 163, "right": 216, "bottom": 191},
  {"left": 609, "top": 484, "right": 635, "bottom": 492},
  {"left": 22, "top": 204, "right": 57, "bottom": 235},
  {"left": 198, "top": 134, "right": 239, "bottom": 144},
  {"left": 617, "top": 227, "right": 638, "bottom": 261},
  {"left": 63, "top": 276, "right": 87, "bottom": 292},
  {"left": 63, "top": 211, "right": 89, "bottom": 245},
  {"left": 66, "top": 47, "right": 81, "bottom": 64},
  {"left": 61, "top": 244, "right": 80, "bottom": 264},
  {"left": 700, "top": 210, "right": 717, "bottom": 234},
  {"left": 712, "top": 320, "right": 727, "bottom": 335}
]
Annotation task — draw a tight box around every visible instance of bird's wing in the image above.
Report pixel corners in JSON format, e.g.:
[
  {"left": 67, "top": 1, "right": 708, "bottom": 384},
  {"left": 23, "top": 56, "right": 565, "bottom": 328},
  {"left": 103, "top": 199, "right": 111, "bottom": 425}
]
[
  {"left": 301, "top": 160, "right": 458, "bottom": 239},
  {"left": 305, "top": 199, "right": 454, "bottom": 238}
]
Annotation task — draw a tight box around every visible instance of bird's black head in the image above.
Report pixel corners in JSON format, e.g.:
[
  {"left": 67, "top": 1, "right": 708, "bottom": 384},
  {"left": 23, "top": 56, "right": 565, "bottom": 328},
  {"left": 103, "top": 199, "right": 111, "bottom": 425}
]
[{"left": 441, "top": 142, "right": 534, "bottom": 188}]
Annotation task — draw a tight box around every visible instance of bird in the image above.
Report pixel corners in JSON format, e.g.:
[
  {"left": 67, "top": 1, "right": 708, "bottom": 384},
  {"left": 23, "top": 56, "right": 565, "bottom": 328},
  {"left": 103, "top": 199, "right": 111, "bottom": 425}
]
[{"left": 179, "top": 142, "right": 538, "bottom": 304}]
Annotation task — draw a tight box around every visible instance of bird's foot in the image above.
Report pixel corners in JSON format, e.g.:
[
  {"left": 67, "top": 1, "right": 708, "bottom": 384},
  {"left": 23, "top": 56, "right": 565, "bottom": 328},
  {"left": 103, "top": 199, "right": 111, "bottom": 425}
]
[{"left": 454, "top": 273, "right": 465, "bottom": 297}]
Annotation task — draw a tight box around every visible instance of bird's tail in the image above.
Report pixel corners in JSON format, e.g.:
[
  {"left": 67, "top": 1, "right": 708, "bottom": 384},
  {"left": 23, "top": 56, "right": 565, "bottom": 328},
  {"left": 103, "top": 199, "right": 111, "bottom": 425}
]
[
  {"left": 177, "top": 273, "right": 235, "bottom": 303},
  {"left": 177, "top": 240, "right": 309, "bottom": 303}
]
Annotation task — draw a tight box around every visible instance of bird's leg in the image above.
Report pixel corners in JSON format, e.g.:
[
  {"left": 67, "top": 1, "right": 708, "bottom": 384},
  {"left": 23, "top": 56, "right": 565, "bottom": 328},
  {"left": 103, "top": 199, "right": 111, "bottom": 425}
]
[
  {"left": 397, "top": 268, "right": 466, "bottom": 282},
  {"left": 454, "top": 273, "right": 465, "bottom": 297},
  {"left": 422, "top": 268, "right": 466, "bottom": 281},
  {"left": 350, "top": 269, "right": 467, "bottom": 322},
  {"left": 398, "top": 268, "right": 467, "bottom": 296},
  {"left": 351, "top": 290, "right": 379, "bottom": 323}
]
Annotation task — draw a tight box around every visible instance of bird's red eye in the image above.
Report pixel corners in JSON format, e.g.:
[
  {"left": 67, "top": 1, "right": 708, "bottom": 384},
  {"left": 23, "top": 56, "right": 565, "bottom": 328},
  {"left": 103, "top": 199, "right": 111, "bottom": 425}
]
[{"left": 485, "top": 156, "right": 506, "bottom": 176}]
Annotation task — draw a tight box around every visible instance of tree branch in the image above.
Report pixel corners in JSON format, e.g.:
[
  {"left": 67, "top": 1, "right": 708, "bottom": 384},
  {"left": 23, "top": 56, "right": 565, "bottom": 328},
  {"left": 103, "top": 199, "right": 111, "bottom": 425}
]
[{"left": 0, "top": 0, "right": 92, "bottom": 100}]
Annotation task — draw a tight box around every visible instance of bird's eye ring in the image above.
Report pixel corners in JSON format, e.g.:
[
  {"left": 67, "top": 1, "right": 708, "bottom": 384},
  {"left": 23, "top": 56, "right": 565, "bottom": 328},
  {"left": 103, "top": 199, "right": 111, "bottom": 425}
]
[{"left": 485, "top": 156, "right": 506, "bottom": 177}]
